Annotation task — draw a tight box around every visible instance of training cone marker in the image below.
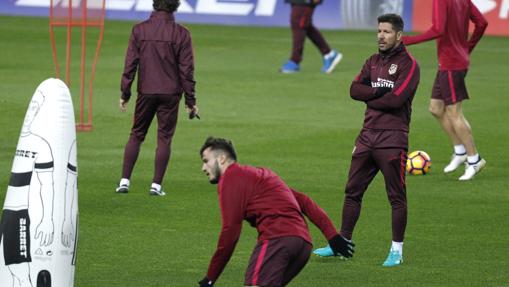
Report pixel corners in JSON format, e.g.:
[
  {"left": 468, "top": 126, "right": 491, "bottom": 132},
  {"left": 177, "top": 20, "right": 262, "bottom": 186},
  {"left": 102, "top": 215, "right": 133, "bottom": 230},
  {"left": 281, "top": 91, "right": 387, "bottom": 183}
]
[{"left": 0, "top": 78, "right": 78, "bottom": 287}]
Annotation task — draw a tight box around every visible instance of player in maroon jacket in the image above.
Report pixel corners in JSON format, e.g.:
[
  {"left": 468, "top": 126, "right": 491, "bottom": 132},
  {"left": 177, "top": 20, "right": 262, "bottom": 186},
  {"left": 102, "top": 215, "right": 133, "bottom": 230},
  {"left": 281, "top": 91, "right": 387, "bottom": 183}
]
[
  {"left": 197, "top": 137, "right": 354, "bottom": 287},
  {"left": 403, "top": 0, "right": 488, "bottom": 180},
  {"left": 314, "top": 14, "right": 420, "bottom": 267},
  {"left": 115, "top": 0, "right": 199, "bottom": 196}
]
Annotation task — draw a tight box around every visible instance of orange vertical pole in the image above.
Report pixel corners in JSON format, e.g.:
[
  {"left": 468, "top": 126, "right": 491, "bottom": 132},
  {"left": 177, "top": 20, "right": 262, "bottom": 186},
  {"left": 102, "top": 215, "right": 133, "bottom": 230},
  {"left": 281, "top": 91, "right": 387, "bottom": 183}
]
[
  {"left": 65, "top": 0, "right": 72, "bottom": 86},
  {"left": 79, "top": 0, "right": 87, "bottom": 130},
  {"left": 87, "top": 0, "right": 106, "bottom": 130},
  {"left": 49, "top": 0, "right": 61, "bottom": 79}
]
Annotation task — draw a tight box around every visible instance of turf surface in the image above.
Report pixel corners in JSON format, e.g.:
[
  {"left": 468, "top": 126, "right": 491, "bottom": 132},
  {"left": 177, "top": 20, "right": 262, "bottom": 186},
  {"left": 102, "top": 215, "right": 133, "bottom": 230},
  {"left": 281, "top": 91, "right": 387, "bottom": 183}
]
[{"left": 0, "top": 15, "right": 508, "bottom": 286}]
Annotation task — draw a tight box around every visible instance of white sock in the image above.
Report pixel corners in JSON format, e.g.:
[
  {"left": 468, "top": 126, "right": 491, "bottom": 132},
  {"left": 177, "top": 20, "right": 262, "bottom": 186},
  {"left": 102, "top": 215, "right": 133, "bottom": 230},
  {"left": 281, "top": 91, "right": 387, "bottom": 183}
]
[
  {"left": 467, "top": 154, "right": 480, "bottom": 164},
  {"left": 391, "top": 241, "right": 403, "bottom": 254},
  {"left": 454, "top": 144, "right": 466, "bottom": 155},
  {"left": 119, "top": 178, "right": 130, "bottom": 187},
  {"left": 151, "top": 183, "right": 161, "bottom": 191}
]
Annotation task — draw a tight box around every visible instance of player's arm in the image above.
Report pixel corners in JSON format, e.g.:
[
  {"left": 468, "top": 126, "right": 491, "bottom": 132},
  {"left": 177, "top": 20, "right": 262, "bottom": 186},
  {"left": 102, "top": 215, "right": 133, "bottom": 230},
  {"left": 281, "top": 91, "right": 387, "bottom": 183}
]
[
  {"left": 467, "top": 2, "right": 488, "bottom": 53},
  {"left": 62, "top": 159, "right": 77, "bottom": 248},
  {"left": 35, "top": 169, "right": 55, "bottom": 246},
  {"left": 290, "top": 188, "right": 337, "bottom": 239},
  {"left": 350, "top": 58, "right": 382, "bottom": 102},
  {"left": 291, "top": 188, "right": 355, "bottom": 257},
  {"left": 366, "top": 57, "right": 420, "bottom": 110},
  {"left": 204, "top": 179, "right": 245, "bottom": 284},
  {"left": 402, "top": 0, "right": 446, "bottom": 45},
  {"left": 120, "top": 27, "right": 140, "bottom": 102},
  {"left": 176, "top": 28, "right": 197, "bottom": 110}
]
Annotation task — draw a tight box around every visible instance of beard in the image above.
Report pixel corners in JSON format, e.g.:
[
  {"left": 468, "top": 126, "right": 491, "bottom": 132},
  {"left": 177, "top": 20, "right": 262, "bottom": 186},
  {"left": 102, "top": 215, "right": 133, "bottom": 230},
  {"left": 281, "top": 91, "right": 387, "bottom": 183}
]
[{"left": 208, "top": 161, "right": 221, "bottom": 184}]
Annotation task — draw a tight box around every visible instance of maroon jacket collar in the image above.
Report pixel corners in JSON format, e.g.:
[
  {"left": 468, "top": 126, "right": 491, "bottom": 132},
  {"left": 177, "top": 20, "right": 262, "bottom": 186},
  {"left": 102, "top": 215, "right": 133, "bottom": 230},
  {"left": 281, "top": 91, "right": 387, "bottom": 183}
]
[{"left": 150, "top": 11, "right": 175, "bottom": 21}]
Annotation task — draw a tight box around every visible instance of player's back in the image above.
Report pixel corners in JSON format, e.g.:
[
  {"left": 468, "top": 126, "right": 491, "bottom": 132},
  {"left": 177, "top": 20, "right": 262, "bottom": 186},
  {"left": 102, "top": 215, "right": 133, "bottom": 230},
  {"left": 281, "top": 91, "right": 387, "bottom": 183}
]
[
  {"left": 437, "top": 0, "right": 472, "bottom": 69},
  {"left": 224, "top": 164, "right": 312, "bottom": 243}
]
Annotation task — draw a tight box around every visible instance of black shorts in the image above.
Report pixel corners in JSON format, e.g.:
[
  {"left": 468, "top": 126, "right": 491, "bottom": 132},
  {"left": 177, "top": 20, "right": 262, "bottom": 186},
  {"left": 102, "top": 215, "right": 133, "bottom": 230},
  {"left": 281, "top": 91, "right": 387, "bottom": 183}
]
[
  {"left": 0, "top": 209, "right": 32, "bottom": 265},
  {"left": 244, "top": 236, "right": 311, "bottom": 287},
  {"left": 431, "top": 70, "right": 469, "bottom": 105}
]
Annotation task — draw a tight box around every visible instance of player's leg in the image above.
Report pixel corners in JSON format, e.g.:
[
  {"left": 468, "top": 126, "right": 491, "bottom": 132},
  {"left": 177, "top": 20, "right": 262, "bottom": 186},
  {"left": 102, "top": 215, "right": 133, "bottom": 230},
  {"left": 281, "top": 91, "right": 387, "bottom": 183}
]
[
  {"left": 431, "top": 71, "right": 467, "bottom": 173},
  {"left": 314, "top": 141, "right": 378, "bottom": 257},
  {"left": 117, "top": 94, "right": 158, "bottom": 193},
  {"left": 3, "top": 210, "right": 33, "bottom": 286},
  {"left": 442, "top": 70, "right": 485, "bottom": 180},
  {"left": 8, "top": 263, "right": 33, "bottom": 287},
  {"left": 280, "top": 5, "right": 309, "bottom": 73},
  {"left": 374, "top": 148, "right": 407, "bottom": 266},
  {"left": 445, "top": 103, "right": 486, "bottom": 180},
  {"left": 149, "top": 94, "right": 180, "bottom": 196},
  {"left": 244, "top": 237, "right": 311, "bottom": 287},
  {"left": 280, "top": 237, "right": 312, "bottom": 286},
  {"left": 305, "top": 19, "right": 342, "bottom": 74}
]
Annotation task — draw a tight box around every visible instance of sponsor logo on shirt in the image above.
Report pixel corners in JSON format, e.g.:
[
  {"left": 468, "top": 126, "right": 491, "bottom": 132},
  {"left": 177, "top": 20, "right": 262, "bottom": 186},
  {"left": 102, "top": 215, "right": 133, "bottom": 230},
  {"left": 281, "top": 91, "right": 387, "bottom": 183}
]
[
  {"left": 15, "top": 149, "right": 38, "bottom": 158},
  {"left": 20, "top": 218, "right": 28, "bottom": 258},
  {"left": 372, "top": 78, "right": 395, "bottom": 88}
]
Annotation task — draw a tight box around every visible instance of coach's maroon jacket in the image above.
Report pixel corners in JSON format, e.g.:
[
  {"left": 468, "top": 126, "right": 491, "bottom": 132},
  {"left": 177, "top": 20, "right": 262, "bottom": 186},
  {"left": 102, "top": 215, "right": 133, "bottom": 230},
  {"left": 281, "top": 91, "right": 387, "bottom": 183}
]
[
  {"left": 350, "top": 43, "right": 420, "bottom": 133},
  {"left": 206, "top": 163, "right": 337, "bottom": 282},
  {"left": 121, "top": 11, "right": 196, "bottom": 107}
]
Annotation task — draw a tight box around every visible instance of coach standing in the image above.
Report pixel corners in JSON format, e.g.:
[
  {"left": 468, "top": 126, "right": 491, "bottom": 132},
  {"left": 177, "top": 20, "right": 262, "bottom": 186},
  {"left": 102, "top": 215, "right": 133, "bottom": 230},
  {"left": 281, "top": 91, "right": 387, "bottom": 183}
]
[
  {"left": 198, "top": 137, "right": 354, "bottom": 286},
  {"left": 314, "top": 14, "right": 420, "bottom": 267},
  {"left": 402, "top": 0, "right": 488, "bottom": 180},
  {"left": 116, "top": 0, "right": 198, "bottom": 196}
]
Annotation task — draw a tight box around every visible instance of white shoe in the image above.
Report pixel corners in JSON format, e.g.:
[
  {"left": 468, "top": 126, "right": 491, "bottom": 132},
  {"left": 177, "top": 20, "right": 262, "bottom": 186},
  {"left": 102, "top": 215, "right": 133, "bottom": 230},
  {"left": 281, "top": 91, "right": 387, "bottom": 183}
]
[
  {"left": 459, "top": 158, "right": 486, "bottom": 181},
  {"left": 443, "top": 153, "right": 467, "bottom": 173},
  {"left": 149, "top": 187, "right": 166, "bottom": 196}
]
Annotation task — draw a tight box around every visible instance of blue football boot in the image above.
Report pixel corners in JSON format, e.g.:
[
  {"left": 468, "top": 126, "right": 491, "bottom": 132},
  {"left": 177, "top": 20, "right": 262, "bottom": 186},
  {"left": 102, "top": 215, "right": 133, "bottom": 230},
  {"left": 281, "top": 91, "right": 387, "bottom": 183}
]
[
  {"left": 280, "top": 60, "right": 299, "bottom": 73},
  {"left": 321, "top": 50, "right": 343, "bottom": 74},
  {"left": 382, "top": 249, "right": 403, "bottom": 267}
]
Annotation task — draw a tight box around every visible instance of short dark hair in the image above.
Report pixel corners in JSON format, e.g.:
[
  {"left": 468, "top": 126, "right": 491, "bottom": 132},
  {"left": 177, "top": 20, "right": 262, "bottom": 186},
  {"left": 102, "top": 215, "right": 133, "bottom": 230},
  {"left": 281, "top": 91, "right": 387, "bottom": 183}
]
[
  {"left": 153, "top": 0, "right": 180, "bottom": 12},
  {"left": 377, "top": 13, "right": 404, "bottom": 32},
  {"left": 200, "top": 137, "right": 238, "bottom": 161}
]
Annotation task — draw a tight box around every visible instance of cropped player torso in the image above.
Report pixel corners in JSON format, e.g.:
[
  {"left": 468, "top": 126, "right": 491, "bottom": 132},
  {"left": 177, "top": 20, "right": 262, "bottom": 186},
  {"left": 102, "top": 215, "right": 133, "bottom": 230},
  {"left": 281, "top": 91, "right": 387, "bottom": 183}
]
[{"left": 4, "top": 134, "right": 53, "bottom": 210}]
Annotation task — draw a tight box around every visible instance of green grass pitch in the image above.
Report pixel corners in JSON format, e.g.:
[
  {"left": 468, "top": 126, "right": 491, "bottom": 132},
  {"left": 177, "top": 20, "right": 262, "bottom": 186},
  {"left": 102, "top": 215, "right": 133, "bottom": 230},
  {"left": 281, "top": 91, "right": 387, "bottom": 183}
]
[{"left": 1, "top": 15, "right": 508, "bottom": 286}]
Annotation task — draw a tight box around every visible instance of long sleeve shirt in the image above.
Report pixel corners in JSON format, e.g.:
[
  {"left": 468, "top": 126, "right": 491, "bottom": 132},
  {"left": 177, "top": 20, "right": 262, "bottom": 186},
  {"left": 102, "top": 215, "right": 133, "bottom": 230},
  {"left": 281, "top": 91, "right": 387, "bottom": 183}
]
[
  {"left": 402, "top": 0, "right": 487, "bottom": 70},
  {"left": 206, "top": 163, "right": 337, "bottom": 281},
  {"left": 120, "top": 11, "right": 196, "bottom": 107},
  {"left": 350, "top": 43, "right": 420, "bottom": 132}
]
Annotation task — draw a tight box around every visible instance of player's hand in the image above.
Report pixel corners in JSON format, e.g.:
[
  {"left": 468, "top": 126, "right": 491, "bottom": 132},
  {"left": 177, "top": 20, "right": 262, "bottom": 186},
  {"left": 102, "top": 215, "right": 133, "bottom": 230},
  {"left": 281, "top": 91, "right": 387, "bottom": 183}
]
[
  {"left": 119, "top": 98, "right": 128, "bottom": 112},
  {"left": 375, "top": 87, "right": 392, "bottom": 98},
  {"left": 35, "top": 218, "right": 55, "bottom": 246},
  {"left": 328, "top": 234, "right": 355, "bottom": 258},
  {"left": 198, "top": 277, "right": 213, "bottom": 286},
  {"left": 186, "top": 105, "right": 200, "bottom": 120},
  {"left": 119, "top": 98, "right": 129, "bottom": 112},
  {"left": 61, "top": 219, "right": 75, "bottom": 248}
]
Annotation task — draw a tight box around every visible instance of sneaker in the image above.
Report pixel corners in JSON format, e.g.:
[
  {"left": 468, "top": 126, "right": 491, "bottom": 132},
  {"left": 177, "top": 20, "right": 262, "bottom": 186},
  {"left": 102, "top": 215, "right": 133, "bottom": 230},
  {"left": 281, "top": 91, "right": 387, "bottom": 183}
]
[
  {"left": 115, "top": 184, "right": 129, "bottom": 194},
  {"left": 321, "top": 50, "right": 343, "bottom": 74},
  {"left": 280, "top": 60, "right": 299, "bottom": 73},
  {"left": 149, "top": 187, "right": 166, "bottom": 196},
  {"left": 313, "top": 245, "right": 334, "bottom": 257},
  {"left": 444, "top": 153, "right": 467, "bottom": 173},
  {"left": 459, "top": 158, "right": 486, "bottom": 181},
  {"left": 382, "top": 250, "right": 403, "bottom": 267}
]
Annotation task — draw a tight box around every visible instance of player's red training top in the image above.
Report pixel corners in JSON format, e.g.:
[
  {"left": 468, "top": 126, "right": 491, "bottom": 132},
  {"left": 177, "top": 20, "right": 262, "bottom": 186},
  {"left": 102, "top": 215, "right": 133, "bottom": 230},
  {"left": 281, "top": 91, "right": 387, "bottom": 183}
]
[
  {"left": 206, "top": 163, "right": 337, "bottom": 281},
  {"left": 350, "top": 43, "right": 420, "bottom": 133},
  {"left": 402, "top": 0, "right": 487, "bottom": 70}
]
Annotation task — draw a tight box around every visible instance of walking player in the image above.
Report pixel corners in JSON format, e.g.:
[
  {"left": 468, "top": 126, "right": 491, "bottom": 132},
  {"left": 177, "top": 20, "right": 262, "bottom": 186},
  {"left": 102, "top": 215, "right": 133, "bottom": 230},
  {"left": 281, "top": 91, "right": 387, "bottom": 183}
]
[
  {"left": 116, "top": 0, "right": 199, "bottom": 196},
  {"left": 314, "top": 14, "right": 420, "bottom": 267},
  {"left": 198, "top": 137, "right": 354, "bottom": 287},
  {"left": 280, "top": 0, "right": 342, "bottom": 74}
]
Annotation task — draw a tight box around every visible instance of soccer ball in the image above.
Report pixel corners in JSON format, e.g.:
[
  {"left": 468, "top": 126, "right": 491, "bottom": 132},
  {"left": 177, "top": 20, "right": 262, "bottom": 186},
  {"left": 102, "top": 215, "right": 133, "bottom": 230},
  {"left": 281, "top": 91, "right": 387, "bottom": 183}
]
[{"left": 406, "top": 151, "right": 431, "bottom": 175}]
